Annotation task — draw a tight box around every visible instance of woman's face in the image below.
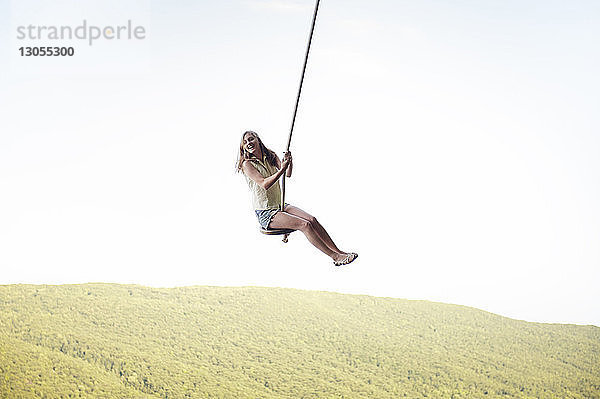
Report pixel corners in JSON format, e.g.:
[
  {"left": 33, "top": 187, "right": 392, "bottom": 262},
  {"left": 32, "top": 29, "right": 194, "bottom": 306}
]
[{"left": 243, "top": 133, "right": 260, "bottom": 156}]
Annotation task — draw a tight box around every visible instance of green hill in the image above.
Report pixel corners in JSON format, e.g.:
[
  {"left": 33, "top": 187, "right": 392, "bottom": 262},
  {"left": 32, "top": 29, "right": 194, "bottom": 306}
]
[{"left": 0, "top": 284, "right": 598, "bottom": 398}]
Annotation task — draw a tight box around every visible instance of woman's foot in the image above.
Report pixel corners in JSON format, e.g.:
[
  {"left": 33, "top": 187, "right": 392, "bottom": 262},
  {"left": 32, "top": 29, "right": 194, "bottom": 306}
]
[{"left": 333, "top": 252, "right": 358, "bottom": 266}]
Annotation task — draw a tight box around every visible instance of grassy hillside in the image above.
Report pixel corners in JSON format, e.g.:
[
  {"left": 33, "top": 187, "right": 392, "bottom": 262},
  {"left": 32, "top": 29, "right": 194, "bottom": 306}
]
[{"left": 0, "top": 284, "right": 598, "bottom": 398}]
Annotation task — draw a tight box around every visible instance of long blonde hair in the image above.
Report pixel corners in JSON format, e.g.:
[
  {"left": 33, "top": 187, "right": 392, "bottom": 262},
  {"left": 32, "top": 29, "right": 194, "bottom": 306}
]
[{"left": 236, "top": 131, "right": 278, "bottom": 172}]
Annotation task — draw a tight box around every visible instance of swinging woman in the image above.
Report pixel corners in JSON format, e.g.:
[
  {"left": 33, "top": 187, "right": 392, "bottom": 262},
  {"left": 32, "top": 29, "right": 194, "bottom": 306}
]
[{"left": 237, "top": 130, "right": 357, "bottom": 266}]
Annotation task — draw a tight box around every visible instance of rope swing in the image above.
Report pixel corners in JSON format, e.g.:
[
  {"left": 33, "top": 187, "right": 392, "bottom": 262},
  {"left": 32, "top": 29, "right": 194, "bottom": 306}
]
[{"left": 260, "top": 0, "right": 321, "bottom": 243}]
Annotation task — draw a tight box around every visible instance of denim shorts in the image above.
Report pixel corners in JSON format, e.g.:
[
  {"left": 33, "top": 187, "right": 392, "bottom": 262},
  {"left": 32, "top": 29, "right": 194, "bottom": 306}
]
[
  {"left": 255, "top": 204, "right": 288, "bottom": 229},
  {"left": 255, "top": 208, "right": 280, "bottom": 229}
]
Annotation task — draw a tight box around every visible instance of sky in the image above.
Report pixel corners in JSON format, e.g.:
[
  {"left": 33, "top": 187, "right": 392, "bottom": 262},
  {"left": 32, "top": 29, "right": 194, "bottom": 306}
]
[{"left": 1, "top": 0, "right": 599, "bottom": 326}]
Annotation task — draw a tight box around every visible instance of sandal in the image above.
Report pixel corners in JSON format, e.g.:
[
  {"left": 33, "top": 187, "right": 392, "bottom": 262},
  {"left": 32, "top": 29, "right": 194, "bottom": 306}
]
[{"left": 333, "top": 252, "right": 358, "bottom": 266}]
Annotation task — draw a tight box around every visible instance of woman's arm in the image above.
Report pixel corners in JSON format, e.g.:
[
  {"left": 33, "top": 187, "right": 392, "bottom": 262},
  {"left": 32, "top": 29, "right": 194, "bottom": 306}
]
[
  {"left": 275, "top": 152, "right": 293, "bottom": 178},
  {"left": 242, "top": 159, "right": 290, "bottom": 190},
  {"left": 285, "top": 152, "right": 292, "bottom": 177}
]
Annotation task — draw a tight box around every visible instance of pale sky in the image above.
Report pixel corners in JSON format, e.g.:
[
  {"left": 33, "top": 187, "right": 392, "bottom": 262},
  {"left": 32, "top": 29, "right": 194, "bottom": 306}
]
[{"left": 1, "top": 0, "right": 599, "bottom": 326}]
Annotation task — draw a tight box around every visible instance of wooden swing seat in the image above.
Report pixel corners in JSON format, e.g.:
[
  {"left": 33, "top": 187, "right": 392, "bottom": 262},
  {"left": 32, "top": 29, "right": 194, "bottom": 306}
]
[{"left": 259, "top": 227, "right": 295, "bottom": 243}]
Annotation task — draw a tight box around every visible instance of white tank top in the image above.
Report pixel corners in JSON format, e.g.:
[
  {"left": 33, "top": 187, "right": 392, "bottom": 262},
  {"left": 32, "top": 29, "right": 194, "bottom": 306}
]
[{"left": 244, "top": 157, "right": 282, "bottom": 210}]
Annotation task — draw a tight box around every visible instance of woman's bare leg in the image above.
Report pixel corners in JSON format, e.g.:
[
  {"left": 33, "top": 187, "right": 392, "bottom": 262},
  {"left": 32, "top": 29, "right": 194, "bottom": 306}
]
[
  {"left": 284, "top": 205, "right": 344, "bottom": 254},
  {"left": 269, "top": 211, "right": 347, "bottom": 262}
]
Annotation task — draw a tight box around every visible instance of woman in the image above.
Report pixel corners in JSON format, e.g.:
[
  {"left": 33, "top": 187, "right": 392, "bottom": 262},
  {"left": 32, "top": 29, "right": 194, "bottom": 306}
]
[{"left": 237, "top": 130, "right": 357, "bottom": 266}]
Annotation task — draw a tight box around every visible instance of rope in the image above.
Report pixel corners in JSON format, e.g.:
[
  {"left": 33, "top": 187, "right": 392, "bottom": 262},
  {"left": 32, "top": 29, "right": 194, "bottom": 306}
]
[{"left": 281, "top": 0, "right": 321, "bottom": 210}]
